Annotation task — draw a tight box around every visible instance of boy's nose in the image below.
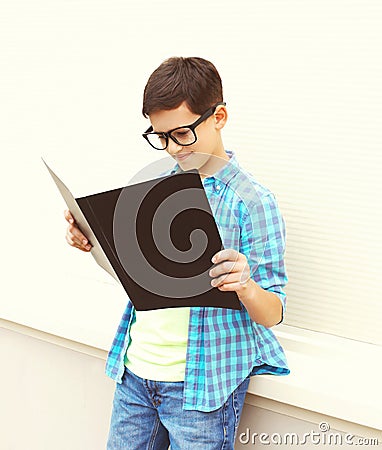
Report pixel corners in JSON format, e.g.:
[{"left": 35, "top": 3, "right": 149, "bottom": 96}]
[{"left": 166, "top": 138, "right": 183, "bottom": 156}]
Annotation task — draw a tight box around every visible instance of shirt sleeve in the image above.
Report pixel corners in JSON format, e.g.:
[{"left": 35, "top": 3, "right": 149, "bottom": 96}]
[{"left": 239, "top": 192, "right": 288, "bottom": 323}]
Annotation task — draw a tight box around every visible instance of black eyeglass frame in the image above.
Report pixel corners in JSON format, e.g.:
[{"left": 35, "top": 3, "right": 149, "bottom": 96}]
[{"left": 142, "top": 101, "right": 226, "bottom": 150}]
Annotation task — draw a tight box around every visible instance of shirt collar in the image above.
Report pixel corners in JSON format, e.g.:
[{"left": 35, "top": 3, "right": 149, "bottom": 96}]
[{"left": 170, "top": 149, "right": 240, "bottom": 189}]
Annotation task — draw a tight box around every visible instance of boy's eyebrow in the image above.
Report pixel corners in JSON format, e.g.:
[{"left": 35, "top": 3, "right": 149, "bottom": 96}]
[
  {"left": 146, "top": 125, "right": 165, "bottom": 134},
  {"left": 148, "top": 123, "right": 189, "bottom": 134}
]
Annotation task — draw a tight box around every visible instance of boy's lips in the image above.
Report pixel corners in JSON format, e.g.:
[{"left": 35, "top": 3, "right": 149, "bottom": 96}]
[{"left": 176, "top": 152, "right": 192, "bottom": 161}]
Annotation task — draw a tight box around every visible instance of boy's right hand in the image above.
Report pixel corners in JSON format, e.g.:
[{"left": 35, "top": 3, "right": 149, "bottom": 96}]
[{"left": 64, "top": 209, "right": 92, "bottom": 252}]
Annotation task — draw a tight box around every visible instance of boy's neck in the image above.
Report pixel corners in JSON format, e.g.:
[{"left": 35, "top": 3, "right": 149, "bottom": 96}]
[{"left": 198, "top": 147, "right": 230, "bottom": 180}]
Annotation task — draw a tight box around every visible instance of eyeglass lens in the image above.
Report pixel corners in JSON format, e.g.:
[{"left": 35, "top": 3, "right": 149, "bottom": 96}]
[{"left": 147, "top": 127, "right": 196, "bottom": 150}]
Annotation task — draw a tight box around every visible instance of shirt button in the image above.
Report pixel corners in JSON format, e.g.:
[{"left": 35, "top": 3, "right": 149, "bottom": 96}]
[{"left": 216, "top": 184, "right": 221, "bottom": 191}]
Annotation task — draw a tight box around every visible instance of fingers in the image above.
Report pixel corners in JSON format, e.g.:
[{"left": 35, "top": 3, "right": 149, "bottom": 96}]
[
  {"left": 211, "top": 248, "right": 240, "bottom": 264},
  {"left": 64, "top": 209, "right": 75, "bottom": 224},
  {"left": 209, "top": 258, "right": 244, "bottom": 278},
  {"left": 210, "top": 272, "right": 235, "bottom": 287},
  {"left": 65, "top": 227, "right": 92, "bottom": 252},
  {"left": 209, "top": 249, "right": 250, "bottom": 290},
  {"left": 64, "top": 209, "right": 92, "bottom": 252},
  {"left": 210, "top": 268, "right": 250, "bottom": 287}
]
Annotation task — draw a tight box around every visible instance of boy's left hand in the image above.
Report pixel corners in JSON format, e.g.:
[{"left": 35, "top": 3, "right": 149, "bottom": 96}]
[{"left": 209, "top": 249, "right": 252, "bottom": 301}]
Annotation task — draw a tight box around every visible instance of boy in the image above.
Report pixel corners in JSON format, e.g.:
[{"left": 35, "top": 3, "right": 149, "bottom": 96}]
[{"left": 64, "top": 56, "right": 289, "bottom": 449}]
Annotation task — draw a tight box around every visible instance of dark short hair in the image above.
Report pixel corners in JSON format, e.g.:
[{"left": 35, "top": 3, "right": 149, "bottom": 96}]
[{"left": 142, "top": 57, "right": 223, "bottom": 118}]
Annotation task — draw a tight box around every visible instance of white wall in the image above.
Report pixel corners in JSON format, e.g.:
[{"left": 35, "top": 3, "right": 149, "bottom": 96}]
[
  {"left": 0, "top": 326, "right": 115, "bottom": 450},
  {"left": 1, "top": 0, "right": 381, "bottom": 347}
]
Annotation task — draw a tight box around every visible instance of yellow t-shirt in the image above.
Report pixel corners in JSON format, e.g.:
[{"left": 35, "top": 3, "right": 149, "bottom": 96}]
[{"left": 124, "top": 307, "right": 191, "bottom": 381}]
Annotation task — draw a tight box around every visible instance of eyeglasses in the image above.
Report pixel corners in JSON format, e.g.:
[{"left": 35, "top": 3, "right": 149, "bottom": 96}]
[{"left": 142, "top": 102, "right": 226, "bottom": 150}]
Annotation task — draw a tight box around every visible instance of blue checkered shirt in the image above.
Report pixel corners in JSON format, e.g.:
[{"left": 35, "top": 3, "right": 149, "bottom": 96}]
[{"left": 105, "top": 149, "right": 290, "bottom": 411}]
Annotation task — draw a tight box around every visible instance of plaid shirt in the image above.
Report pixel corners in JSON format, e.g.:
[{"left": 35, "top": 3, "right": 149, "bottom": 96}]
[{"left": 105, "top": 149, "right": 290, "bottom": 411}]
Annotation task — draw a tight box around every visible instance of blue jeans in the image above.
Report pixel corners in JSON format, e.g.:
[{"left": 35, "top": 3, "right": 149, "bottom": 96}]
[{"left": 107, "top": 366, "right": 250, "bottom": 450}]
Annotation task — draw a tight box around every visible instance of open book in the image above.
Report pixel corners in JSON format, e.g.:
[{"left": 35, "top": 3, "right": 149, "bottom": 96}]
[{"left": 42, "top": 157, "right": 241, "bottom": 311}]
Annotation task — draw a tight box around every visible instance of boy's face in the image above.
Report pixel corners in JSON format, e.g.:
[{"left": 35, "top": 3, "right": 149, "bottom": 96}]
[{"left": 148, "top": 102, "right": 228, "bottom": 178}]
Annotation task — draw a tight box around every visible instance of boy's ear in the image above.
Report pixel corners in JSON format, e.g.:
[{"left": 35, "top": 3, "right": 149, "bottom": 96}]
[{"left": 214, "top": 105, "right": 228, "bottom": 130}]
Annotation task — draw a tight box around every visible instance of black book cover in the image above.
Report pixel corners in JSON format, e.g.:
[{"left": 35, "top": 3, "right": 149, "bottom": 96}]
[{"left": 75, "top": 169, "right": 241, "bottom": 310}]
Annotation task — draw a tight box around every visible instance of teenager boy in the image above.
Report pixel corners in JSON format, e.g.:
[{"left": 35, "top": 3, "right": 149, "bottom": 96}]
[{"left": 64, "top": 56, "right": 289, "bottom": 450}]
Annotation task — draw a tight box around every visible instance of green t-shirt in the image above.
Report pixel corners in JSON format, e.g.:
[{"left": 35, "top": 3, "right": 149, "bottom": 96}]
[{"left": 124, "top": 307, "right": 191, "bottom": 381}]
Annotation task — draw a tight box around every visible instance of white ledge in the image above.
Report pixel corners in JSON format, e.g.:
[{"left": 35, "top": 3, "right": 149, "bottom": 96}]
[
  {"left": 248, "top": 324, "right": 382, "bottom": 431},
  {"left": 1, "top": 318, "right": 381, "bottom": 432}
]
